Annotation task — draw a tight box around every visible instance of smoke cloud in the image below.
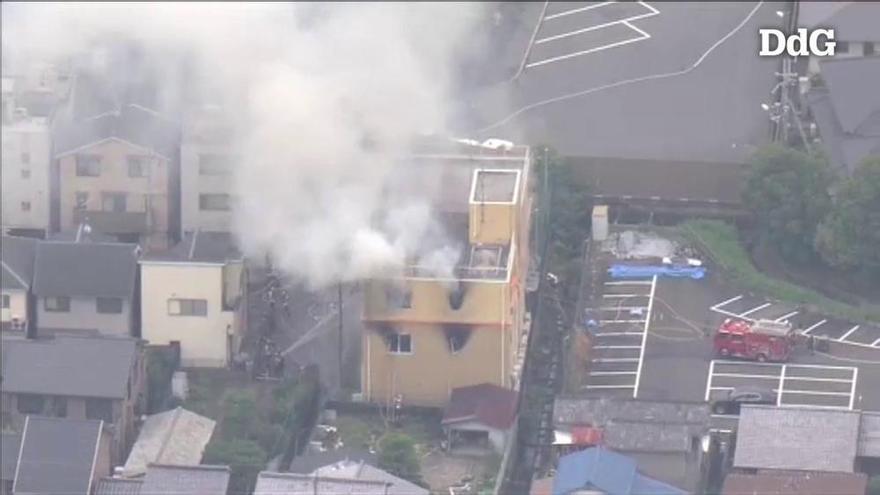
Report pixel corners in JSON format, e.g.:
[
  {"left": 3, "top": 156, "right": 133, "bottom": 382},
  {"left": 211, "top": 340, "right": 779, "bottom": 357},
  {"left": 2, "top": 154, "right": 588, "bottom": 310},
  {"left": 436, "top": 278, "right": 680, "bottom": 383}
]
[{"left": 2, "top": 2, "right": 488, "bottom": 288}]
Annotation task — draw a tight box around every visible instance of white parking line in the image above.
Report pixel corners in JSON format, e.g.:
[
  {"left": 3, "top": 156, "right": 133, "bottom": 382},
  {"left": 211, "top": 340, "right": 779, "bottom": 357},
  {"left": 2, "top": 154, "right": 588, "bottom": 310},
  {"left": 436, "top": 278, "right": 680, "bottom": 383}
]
[
  {"left": 873, "top": 338, "right": 880, "bottom": 347},
  {"left": 605, "top": 280, "right": 653, "bottom": 286},
  {"left": 712, "top": 295, "right": 743, "bottom": 310},
  {"left": 838, "top": 325, "right": 860, "bottom": 341},
  {"left": 544, "top": 1, "right": 616, "bottom": 21},
  {"left": 775, "top": 311, "right": 798, "bottom": 322},
  {"left": 738, "top": 303, "right": 772, "bottom": 317},
  {"left": 602, "top": 293, "right": 641, "bottom": 298},
  {"left": 802, "top": 319, "right": 827, "bottom": 335},
  {"left": 590, "top": 371, "right": 637, "bottom": 376},
  {"left": 594, "top": 357, "right": 639, "bottom": 363},
  {"left": 600, "top": 319, "right": 646, "bottom": 324},
  {"left": 536, "top": 19, "right": 627, "bottom": 45},
  {"left": 598, "top": 306, "right": 647, "bottom": 311},
  {"left": 593, "top": 345, "right": 641, "bottom": 350},
  {"left": 595, "top": 331, "right": 643, "bottom": 336},
  {"left": 584, "top": 384, "right": 634, "bottom": 390},
  {"left": 633, "top": 275, "right": 657, "bottom": 399},
  {"left": 781, "top": 389, "right": 851, "bottom": 397},
  {"left": 527, "top": 31, "right": 648, "bottom": 68}
]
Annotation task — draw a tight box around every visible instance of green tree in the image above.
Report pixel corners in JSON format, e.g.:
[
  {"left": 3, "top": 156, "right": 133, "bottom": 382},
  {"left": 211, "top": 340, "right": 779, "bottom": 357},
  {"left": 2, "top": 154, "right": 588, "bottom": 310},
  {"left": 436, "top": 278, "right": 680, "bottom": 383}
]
[
  {"left": 815, "top": 156, "right": 880, "bottom": 276},
  {"left": 377, "top": 432, "right": 422, "bottom": 485},
  {"left": 203, "top": 438, "right": 267, "bottom": 495},
  {"left": 743, "top": 145, "right": 832, "bottom": 263}
]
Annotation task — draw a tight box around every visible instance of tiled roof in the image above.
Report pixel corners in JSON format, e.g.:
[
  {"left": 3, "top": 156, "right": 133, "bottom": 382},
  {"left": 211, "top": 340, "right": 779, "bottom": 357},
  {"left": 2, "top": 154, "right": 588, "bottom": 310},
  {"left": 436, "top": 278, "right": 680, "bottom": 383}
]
[
  {"left": 1, "top": 235, "right": 38, "bottom": 290},
  {"left": 94, "top": 477, "right": 144, "bottom": 495},
  {"left": 0, "top": 433, "right": 21, "bottom": 481},
  {"left": 123, "top": 407, "right": 216, "bottom": 476},
  {"left": 552, "top": 447, "right": 685, "bottom": 495},
  {"left": 142, "top": 230, "right": 242, "bottom": 264},
  {"left": 32, "top": 240, "right": 138, "bottom": 298},
  {"left": 443, "top": 383, "right": 518, "bottom": 430},
  {"left": 55, "top": 103, "right": 179, "bottom": 160},
  {"left": 139, "top": 464, "right": 230, "bottom": 495},
  {"left": 722, "top": 471, "right": 868, "bottom": 495}
]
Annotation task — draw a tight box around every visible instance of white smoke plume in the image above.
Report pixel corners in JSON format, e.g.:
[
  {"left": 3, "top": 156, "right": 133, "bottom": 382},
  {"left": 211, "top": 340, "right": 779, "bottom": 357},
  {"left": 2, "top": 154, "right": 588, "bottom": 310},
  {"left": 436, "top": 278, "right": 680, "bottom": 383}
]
[{"left": 2, "top": 2, "right": 488, "bottom": 288}]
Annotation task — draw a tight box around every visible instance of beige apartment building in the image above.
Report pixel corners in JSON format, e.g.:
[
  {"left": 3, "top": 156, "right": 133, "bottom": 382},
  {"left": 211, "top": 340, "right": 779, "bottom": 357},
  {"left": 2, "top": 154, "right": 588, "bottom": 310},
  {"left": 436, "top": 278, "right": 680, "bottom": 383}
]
[
  {"left": 54, "top": 104, "right": 179, "bottom": 249},
  {"left": 361, "top": 142, "right": 533, "bottom": 408}
]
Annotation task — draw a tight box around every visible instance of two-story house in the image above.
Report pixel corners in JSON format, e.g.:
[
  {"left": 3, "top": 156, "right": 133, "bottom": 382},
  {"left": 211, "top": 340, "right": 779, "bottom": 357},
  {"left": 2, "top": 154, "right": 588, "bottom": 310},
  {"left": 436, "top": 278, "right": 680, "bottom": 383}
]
[
  {"left": 361, "top": 141, "right": 533, "bottom": 408},
  {"left": 32, "top": 238, "right": 139, "bottom": 337},
  {"left": 1, "top": 79, "right": 52, "bottom": 237},
  {"left": 180, "top": 106, "right": 237, "bottom": 235},
  {"left": 0, "top": 236, "right": 37, "bottom": 336},
  {"left": 53, "top": 103, "right": 180, "bottom": 249},
  {"left": 140, "top": 230, "right": 247, "bottom": 367},
  {"left": 0, "top": 335, "right": 145, "bottom": 463}
]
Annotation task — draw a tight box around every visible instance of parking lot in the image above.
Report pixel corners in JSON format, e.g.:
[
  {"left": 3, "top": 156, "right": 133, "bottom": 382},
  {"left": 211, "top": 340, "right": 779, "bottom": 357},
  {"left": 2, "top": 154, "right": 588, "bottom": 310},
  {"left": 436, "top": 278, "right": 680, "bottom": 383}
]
[
  {"left": 711, "top": 294, "right": 880, "bottom": 349},
  {"left": 704, "top": 360, "right": 859, "bottom": 433},
  {"left": 583, "top": 276, "right": 656, "bottom": 398},
  {"left": 526, "top": 1, "right": 659, "bottom": 69}
]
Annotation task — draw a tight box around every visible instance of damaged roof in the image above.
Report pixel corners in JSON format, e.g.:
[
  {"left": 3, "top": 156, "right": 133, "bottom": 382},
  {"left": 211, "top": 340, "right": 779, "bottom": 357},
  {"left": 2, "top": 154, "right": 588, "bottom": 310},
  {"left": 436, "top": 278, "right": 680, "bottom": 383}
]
[
  {"left": 141, "top": 230, "right": 242, "bottom": 264},
  {"left": 443, "top": 383, "right": 518, "bottom": 430},
  {"left": 123, "top": 407, "right": 216, "bottom": 477}
]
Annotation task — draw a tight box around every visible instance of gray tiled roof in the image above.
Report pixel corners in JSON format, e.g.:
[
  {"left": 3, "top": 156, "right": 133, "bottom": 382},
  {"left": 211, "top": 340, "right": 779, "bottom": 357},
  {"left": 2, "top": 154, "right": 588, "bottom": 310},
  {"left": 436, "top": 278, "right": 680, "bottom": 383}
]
[
  {"left": 142, "top": 231, "right": 242, "bottom": 264},
  {"left": 32, "top": 240, "right": 138, "bottom": 298},
  {"left": 1, "top": 335, "right": 138, "bottom": 399},
  {"left": 312, "top": 461, "right": 429, "bottom": 495},
  {"left": 288, "top": 448, "right": 377, "bottom": 474},
  {"left": 123, "top": 407, "right": 216, "bottom": 476},
  {"left": 1, "top": 235, "right": 38, "bottom": 290},
  {"left": 734, "top": 405, "right": 861, "bottom": 472},
  {"left": 95, "top": 477, "right": 144, "bottom": 495},
  {"left": 821, "top": 57, "right": 880, "bottom": 134},
  {"left": 139, "top": 464, "right": 230, "bottom": 495},
  {"left": 55, "top": 103, "right": 179, "bottom": 160},
  {"left": 807, "top": 2, "right": 880, "bottom": 42},
  {"left": 254, "top": 471, "right": 391, "bottom": 495},
  {"left": 860, "top": 412, "right": 880, "bottom": 458},
  {"left": 0, "top": 432, "right": 21, "bottom": 481},
  {"left": 13, "top": 416, "right": 104, "bottom": 495},
  {"left": 554, "top": 397, "right": 710, "bottom": 427}
]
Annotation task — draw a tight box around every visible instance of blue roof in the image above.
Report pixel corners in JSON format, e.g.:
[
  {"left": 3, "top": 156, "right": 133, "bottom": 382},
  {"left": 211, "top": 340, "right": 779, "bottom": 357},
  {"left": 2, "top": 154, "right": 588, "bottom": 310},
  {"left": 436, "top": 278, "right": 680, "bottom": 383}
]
[{"left": 552, "top": 447, "right": 685, "bottom": 495}]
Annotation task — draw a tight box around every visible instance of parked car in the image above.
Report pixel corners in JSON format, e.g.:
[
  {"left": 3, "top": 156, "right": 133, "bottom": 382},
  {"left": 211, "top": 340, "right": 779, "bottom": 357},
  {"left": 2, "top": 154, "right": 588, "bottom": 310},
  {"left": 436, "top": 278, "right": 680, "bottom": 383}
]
[{"left": 712, "top": 386, "right": 776, "bottom": 415}]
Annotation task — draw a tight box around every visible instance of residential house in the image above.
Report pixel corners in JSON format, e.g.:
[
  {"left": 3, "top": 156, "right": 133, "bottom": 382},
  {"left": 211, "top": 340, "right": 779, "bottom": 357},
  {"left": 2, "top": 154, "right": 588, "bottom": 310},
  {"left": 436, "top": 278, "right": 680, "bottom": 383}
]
[
  {"left": 257, "top": 460, "right": 428, "bottom": 495},
  {"left": 8, "top": 416, "right": 111, "bottom": 495},
  {"left": 180, "top": 106, "right": 237, "bottom": 235},
  {"left": 800, "top": 2, "right": 880, "bottom": 75},
  {"left": 53, "top": 103, "right": 180, "bottom": 249},
  {"left": 553, "top": 397, "right": 711, "bottom": 493},
  {"left": 0, "top": 236, "right": 37, "bottom": 336},
  {"left": 95, "top": 464, "right": 231, "bottom": 495},
  {"left": 551, "top": 447, "right": 686, "bottom": 495},
  {"left": 288, "top": 448, "right": 378, "bottom": 474},
  {"left": 733, "top": 405, "right": 866, "bottom": 473},
  {"left": 0, "top": 433, "right": 20, "bottom": 495},
  {"left": 0, "top": 335, "right": 146, "bottom": 462},
  {"left": 442, "top": 383, "right": 518, "bottom": 454},
  {"left": 361, "top": 140, "right": 534, "bottom": 407},
  {"left": 32, "top": 239, "right": 139, "bottom": 337},
  {"left": 139, "top": 230, "right": 247, "bottom": 367},
  {"left": 1, "top": 86, "right": 52, "bottom": 236},
  {"left": 722, "top": 471, "right": 868, "bottom": 495},
  {"left": 805, "top": 56, "right": 880, "bottom": 176},
  {"left": 122, "top": 407, "right": 216, "bottom": 477}
]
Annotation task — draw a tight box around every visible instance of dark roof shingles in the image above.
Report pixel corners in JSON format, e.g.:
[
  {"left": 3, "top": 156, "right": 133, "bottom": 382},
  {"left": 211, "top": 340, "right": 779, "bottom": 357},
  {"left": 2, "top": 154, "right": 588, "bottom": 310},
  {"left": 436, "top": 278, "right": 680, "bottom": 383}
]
[
  {"left": 32, "top": 241, "right": 138, "bottom": 298},
  {"left": 1, "top": 235, "right": 38, "bottom": 290},
  {"left": 443, "top": 383, "right": 518, "bottom": 430}
]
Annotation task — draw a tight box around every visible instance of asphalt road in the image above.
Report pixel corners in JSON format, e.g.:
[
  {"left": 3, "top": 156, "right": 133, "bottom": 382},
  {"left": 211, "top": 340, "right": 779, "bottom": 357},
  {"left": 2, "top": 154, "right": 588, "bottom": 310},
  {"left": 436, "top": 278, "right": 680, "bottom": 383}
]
[{"left": 457, "top": 1, "right": 786, "bottom": 164}]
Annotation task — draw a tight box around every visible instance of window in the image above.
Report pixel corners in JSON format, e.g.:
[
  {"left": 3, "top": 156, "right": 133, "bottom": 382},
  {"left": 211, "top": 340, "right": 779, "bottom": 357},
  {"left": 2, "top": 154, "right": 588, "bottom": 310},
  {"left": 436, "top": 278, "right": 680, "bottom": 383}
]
[
  {"left": 199, "top": 193, "right": 231, "bottom": 211},
  {"left": 837, "top": 41, "right": 849, "bottom": 54},
  {"left": 75, "top": 191, "right": 89, "bottom": 210},
  {"left": 1, "top": 294, "right": 9, "bottom": 309},
  {"left": 866, "top": 42, "right": 876, "bottom": 56},
  {"left": 21, "top": 152, "right": 30, "bottom": 164},
  {"left": 102, "top": 193, "right": 127, "bottom": 213},
  {"left": 17, "top": 394, "right": 45, "bottom": 414},
  {"left": 96, "top": 297, "right": 123, "bottom": 314},
  {"left": 20, "top": 201, "right": 31, "bottom": 212},
  {"left": 21, "top": 169, "right": 30, "bottom": 179},
  {"left": 167, "top": 298, "right": 208, "bottom": 316},
  {"left": 50, "top": 397, "right": 68, "bottom": 417},
  {"left": 75, "top": 154, "right": 101, "bottom": 176},
  {"left": 387, "top": 333, "right": 412, "bottom": 354},
  {"left": 44, "top": 296, "right": 70, "bottom": 312},
  {"left": 86, "top": 398, "right": 113, "bottom": 422},
  {"left": 198, "top": 154, "right": 232, "bottom": 176},
  {"left": 127, "top": 156, "right": 148, "bottom": 177}
]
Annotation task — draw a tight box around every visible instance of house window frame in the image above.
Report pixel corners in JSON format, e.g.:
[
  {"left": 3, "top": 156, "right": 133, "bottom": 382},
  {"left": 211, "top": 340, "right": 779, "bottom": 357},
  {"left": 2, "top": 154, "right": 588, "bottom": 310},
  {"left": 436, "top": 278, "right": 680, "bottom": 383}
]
[
  {"left": 96, "top": 297, "right": 124, "bottom": 314},
  {"left": 75, "top": 154, "right": 101, "bottom": 177},
  {"left": 387, "top": 333, "right": 413, "bottom": 355},
  {"left": 127, "top": 156, "right": 149, "bottom": 178},
  {"left": 17, "top": 393, "right": 45, "bottom": 414},
  {"left": 198, "top": 153, "right": 232, "bottom": 176},
  {"left": 75, "top": 191, "right": 89, "bottom": 211},
  {"left": 1, "top": 294, "right": 9, "bottom": 309},
  {"left": 85, "top": 398, "right": 114, "bottom": 422},
  {"left": 50, "top": 396, "right": 68, "bottom": 417},
  {"left": 44, "top": 296, "right": 71, "bottom": 312},
  {"left": 102, "top": 192, "right": 127, "bottom": 213},
  {"left": 199, "top": 193, "right": 231, "bottom": 211},
  {"left": 167, "top": 298, "right": 208, "bottom": 317}
]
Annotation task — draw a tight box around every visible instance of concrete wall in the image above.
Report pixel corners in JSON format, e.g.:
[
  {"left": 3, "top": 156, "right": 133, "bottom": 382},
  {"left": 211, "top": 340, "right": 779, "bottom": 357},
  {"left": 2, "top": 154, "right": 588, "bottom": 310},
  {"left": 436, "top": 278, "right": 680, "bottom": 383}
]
[
  {"left": 1, "top": 120, "right": 51, "bottom": 232},
  {"left": 140, "top": 262, "right": 235, "bottom": 367},
  {"left": 58, "top": 139, "right": 171, "bottom": 248},
  {"left": 36, "top": 296, "right": 132, "bottom": 336},
  {"left": 362, "top": 322, "right": 512, "bottom": 408},
  {"left": 180, "top": 141, "right": 234, "bottom": 234}
]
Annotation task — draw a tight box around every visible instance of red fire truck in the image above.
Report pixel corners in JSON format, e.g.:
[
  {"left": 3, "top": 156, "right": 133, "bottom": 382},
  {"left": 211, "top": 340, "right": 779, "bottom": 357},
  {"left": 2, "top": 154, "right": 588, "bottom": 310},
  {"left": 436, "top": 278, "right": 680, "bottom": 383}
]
[{"left": 713, "top": 318, "right": 796, "bottom": 362}]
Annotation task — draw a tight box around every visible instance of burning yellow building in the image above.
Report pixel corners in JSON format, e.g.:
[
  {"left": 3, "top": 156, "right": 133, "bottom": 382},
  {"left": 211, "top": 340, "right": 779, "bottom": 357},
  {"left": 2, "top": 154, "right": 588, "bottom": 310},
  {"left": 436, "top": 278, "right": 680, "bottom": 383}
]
[{"left": 361, "top": 141, "right": 533, "bottom": 408}]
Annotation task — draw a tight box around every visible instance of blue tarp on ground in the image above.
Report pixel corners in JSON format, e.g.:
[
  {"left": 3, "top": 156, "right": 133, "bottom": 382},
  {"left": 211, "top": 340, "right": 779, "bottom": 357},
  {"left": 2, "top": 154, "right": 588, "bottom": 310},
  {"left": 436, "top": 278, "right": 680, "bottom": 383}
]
[{"left": 608, "top": 264, "right": 706, "bottom": 280}]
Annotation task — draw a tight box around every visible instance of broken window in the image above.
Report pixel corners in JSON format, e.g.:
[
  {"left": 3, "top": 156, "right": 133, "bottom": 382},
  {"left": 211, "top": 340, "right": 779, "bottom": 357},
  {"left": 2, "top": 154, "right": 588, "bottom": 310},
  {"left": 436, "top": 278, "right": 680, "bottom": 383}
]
[
  {"left": 385, "top": 284, "right": 412, "bottom": 309},
  {"left": 445, "top": 325, "right": 472, "bottom": 353},
  {"left": 447, "top": 283, "right": 468, "bottom": 310},
  {"left": 387, "top": 333, "right": 412, "bottom": 354},
  {"left": 75, "top": 154, "right": 101, "bottom": 176}
]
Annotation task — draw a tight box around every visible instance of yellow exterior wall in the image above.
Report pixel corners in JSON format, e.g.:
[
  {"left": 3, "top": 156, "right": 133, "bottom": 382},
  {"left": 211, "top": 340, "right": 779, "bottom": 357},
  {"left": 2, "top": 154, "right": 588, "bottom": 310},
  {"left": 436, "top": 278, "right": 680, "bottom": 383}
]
[
  {"left": 58, "top": 140, "right": 171, "bottom": 248},
  {"left": 363, "top": 279, "right": 510, "bottom": 325},
  {"left": 362, "top": 322, "right": 511, "bottom": 408},
  {"left": 140, "top": 263, "right": 234, "bottom": 367},
  {"left": 469, "top": 203, "right": 515, "bottom": 245},
  {"left": 0, "top": 289, "right": 27, "bottom": 324}
]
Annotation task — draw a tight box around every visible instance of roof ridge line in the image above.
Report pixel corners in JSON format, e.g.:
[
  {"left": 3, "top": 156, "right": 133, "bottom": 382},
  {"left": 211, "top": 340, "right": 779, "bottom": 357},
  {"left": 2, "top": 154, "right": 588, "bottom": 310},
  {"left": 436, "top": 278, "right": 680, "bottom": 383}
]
[
  {"left": 154, "top": 407, "right": 183, "bottom": 463},
  {"left": 1, "top": 259, "right": 30, "bottom": 289}
]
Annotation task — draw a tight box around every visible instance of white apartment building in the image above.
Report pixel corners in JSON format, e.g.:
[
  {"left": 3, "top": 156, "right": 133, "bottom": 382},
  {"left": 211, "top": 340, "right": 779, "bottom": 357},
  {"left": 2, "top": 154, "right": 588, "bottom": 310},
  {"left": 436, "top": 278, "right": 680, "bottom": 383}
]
[
  {"left": 180, "top": 107, "right": 236, "bottom": 235},
  {"left": 1, "top": 79, "right": 52, "bottom": 235}
]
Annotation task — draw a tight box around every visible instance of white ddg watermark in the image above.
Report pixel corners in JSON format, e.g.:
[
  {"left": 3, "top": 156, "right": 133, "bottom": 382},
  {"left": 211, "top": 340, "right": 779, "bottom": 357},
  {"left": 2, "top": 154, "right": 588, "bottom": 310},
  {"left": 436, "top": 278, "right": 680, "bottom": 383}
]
[{"left": 759, "top": 28, "right": 836, "bottom": 57}]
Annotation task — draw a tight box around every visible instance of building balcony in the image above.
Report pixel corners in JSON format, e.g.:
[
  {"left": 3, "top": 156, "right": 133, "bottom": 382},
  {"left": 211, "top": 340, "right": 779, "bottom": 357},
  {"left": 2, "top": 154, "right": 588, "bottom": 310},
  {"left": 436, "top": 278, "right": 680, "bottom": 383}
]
[{"left": 74, "top": 210, "right": 149, "bottom": 234}]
